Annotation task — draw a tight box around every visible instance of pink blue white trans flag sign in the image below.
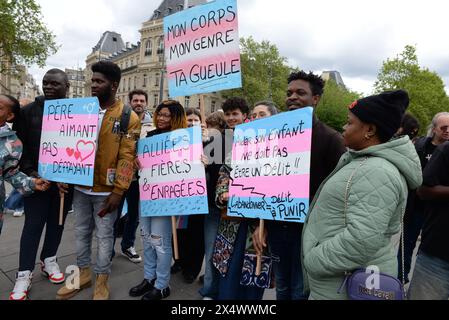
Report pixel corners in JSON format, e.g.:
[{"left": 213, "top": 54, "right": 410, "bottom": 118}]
[
  {"left": 228, "top": 107, "right": 313, "bottom": 223},
  {"left": 164, "top": 0, "right": 242, "bottom": 97},
  {"left": 38, "top": 97, "right": 99, "bottom": 186},
  {"left": 138, "top": 126, "right": 208, "bottom": 217}
]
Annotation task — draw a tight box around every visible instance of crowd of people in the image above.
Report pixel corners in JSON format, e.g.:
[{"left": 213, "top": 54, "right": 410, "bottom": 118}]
[{"left": 1, "top": 60, "right": 449, "bottom": 301}]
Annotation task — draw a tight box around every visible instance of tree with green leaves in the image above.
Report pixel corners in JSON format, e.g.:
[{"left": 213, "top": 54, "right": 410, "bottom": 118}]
[
  {"left": 316, "top": 79, "right": 361, "bottom": 132},
  {"left": 222, "top": 37, "right": 294, "bottom": 110},
  {"left": 0, "top": 0, "right": 58, "bottom": 75},
  {"left": 375, "top": 45, "right": 449, "bottom": 133}
]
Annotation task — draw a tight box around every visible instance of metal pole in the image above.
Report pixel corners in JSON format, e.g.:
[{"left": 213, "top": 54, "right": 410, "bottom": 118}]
[{"left": 159, "top": 68, "right": 164, "bottom": 103}]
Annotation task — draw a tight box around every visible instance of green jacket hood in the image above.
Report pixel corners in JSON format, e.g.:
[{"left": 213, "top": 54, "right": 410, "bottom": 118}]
[{"left": 349, "top": 136, "right": 422, "bottom": 190}]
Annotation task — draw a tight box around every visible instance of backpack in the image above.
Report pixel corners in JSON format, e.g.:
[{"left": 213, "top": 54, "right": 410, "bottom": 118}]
[{"left": 119, "top": 104, "right": 132, "bottom": 135}]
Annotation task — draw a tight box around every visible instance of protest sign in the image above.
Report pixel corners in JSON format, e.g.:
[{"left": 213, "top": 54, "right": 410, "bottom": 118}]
[
  {"left": 38, "top": 97, "right": 99, "bottom": 186},
  {"left": 138, "top": 126, "right": 208, "bottom": 217},
  {"left": 164, "top": 0, "right": 241, "bottom": 97},
  {"left": 228, "top": 107, "right": 313, "bottom": 223}
]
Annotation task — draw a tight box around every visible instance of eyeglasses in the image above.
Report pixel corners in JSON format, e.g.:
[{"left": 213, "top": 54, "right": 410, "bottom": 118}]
[
  {"left": 439, "top": 126, "right": 449, "bottom": 132},
  {"left": 157, "top": 112, "right": 171, "bottom": 119}
]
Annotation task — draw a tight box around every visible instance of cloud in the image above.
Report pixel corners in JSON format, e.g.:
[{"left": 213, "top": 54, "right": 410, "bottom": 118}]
[{"left": 29, "top": 0, "right": 449, "bottom": 95}]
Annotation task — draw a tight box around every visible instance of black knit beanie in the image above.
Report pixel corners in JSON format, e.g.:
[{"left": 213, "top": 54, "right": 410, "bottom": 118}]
[{"left": 349, "top": 90, "right": 410, "bottom": 142}]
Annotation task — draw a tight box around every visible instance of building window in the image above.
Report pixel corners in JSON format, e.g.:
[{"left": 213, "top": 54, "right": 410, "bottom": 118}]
[
  {"left": 145, "top": 39, "right": 153, "bottom": 56},
  {"left": 143, "top": 74, "right": 147, "bottom": 87},
  {"left": 134, "top": 76, "right": 137, "bottom": 89},
  {"left": 211, "top": 100, "right": 216, "bottom": 113},
  {"left": 154, "top": 94, "right": 159, "bottom": 107},
  {"left": 157, "top": 37, "right": 164, "bottom": 55},
  {"left": 123, "top": 79, "right": 127, "bottom": 92},
  {"left": 155, "top": 73, "right": 160, "bottom": 87},
  {"left": 131, "top": 59, "right": 134, "bottom": 66},
  {"left": 125, "top": 60, "right": 129, "bottom": 69},
  {"left": 185, "top": 96, "right": 190, "bottom": 108},
  {"left": 128, "top": 77, "right": 131, "bottom": 91}
]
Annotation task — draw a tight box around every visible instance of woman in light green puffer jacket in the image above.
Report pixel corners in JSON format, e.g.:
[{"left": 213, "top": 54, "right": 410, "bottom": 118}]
[{"left": 302, "top": 90, "right": 423, "bottom": 300}]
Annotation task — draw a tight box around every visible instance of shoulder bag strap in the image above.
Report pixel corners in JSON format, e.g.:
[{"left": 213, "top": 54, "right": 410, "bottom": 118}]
[{"left": 343, "top": 156, "right": 406, "bottom": 292}]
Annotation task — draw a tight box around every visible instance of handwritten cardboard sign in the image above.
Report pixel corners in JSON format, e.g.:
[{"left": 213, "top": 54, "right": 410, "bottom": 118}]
[
  {"left": 38, "top": 97, "right": 99, "bottom": 186},
  {"left": 227, "top": 107, "right": 313, "bottom": 223},
  {"left": 138, "top": 126, "right": 208, "bottom": 217},
  {"left": 164, "top": 0, "right": 242, "bottom": 97}
]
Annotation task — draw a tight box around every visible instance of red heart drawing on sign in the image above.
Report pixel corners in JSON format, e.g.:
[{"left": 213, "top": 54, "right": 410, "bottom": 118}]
[
  {"left": 66, "top": 148, "right": 75, "bottom": 157},
  {"left": 74, "top": 151, "right": 81, "bottom": 160},
  {"left": 76, "top": 140, "right": 96, "bottom": 162}
]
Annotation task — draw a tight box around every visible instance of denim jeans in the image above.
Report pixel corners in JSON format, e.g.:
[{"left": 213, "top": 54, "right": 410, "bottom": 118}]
[
  {"left": 141, "top": 216, "right": 172, "bottom": 290},
  {"left": 407, "top": 250, "right": 449, "bottom": 300},
  {"left": 73, "top": 190, "right": 118, "bottom": 275},
  {"left": 217, "top": 221, "right": 265, "bottom": 300},
  {"left": 397, "top": 211, "right": 425, "bottom": 282},
  {"left": 5, "top": 189, "right": 24, "bottom": 211},
  {"left": 267, "top": 222, "right": 307, "bottom": 300},
  {"left": 199, "top": 205, "right": 221, "bottom": 299}
]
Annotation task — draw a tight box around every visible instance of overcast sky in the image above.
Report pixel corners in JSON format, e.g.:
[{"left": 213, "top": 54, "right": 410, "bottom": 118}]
[{"left": 31, "top": 0, "right": 449, "bottom": 96}]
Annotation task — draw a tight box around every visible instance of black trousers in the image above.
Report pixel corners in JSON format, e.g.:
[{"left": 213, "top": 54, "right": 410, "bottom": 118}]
[
  {"left": 19, "top": 185, "right": 73, "bottom": 271},
  {"left": 113, "top": 180, "right": 140, "bottom": 252},
  {"left": 175, "top": 214, "right": 205, "bottom": 278}
]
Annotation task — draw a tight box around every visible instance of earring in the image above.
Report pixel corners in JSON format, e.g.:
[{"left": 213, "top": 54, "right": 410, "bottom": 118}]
[{"left": 365, "top": 134, "right": 371, "bottom": 140}]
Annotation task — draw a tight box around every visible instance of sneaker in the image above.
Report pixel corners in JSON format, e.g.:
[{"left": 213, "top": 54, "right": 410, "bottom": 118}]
[
  {"left": 13, "top": 210, "right": 24, "bottom": 217},
  {"left": 41, "top": 256, "right": 65, "bottom": 284},
  {"left": 9, "top": 271, "right": 32, "bottom": 300},
  {"left": 122, "top": 247, "right": 142, "bottom": 263},
  {"left": 203, "top": 296, "right": 213, "bottom": 300}
]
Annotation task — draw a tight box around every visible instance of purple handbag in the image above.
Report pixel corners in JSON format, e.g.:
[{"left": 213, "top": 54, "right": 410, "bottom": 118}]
[
  {"left": 339, "top": 269, "right": 404, "bottom": 300},
  {"left": 338, "top": 157, "right": 406, "bottom": 300}
]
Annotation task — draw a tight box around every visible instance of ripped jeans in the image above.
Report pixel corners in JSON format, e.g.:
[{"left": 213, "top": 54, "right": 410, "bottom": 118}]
[{"left": 141, "top": 216, "right": 172, "bottom": 290}]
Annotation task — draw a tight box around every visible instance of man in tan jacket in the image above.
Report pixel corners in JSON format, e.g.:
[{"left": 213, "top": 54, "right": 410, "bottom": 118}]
[{"left": 57, "top": 61, "right": 141, "bottom": 300}]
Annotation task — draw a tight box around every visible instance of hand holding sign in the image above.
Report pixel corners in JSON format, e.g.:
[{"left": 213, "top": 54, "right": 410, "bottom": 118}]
[{"left": 34, "top": 178, "right": 50, "bottom": 192}]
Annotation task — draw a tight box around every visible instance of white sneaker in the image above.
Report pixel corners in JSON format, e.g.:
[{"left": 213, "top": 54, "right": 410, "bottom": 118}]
[
  {"left": 122, "top": 247, "right": 142, "bottom": 263},
  {"left": 203, "top": 296, "right": 213, "bottom": 300},
  {"left": 41, "top": 256, "right": 65, "bottom": 284},
  {"left": 9, "top": 271, "right": 32, "bottom": 300},
  {"left": 13, "top": 210, "right": 24, "bottom": 217}
]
